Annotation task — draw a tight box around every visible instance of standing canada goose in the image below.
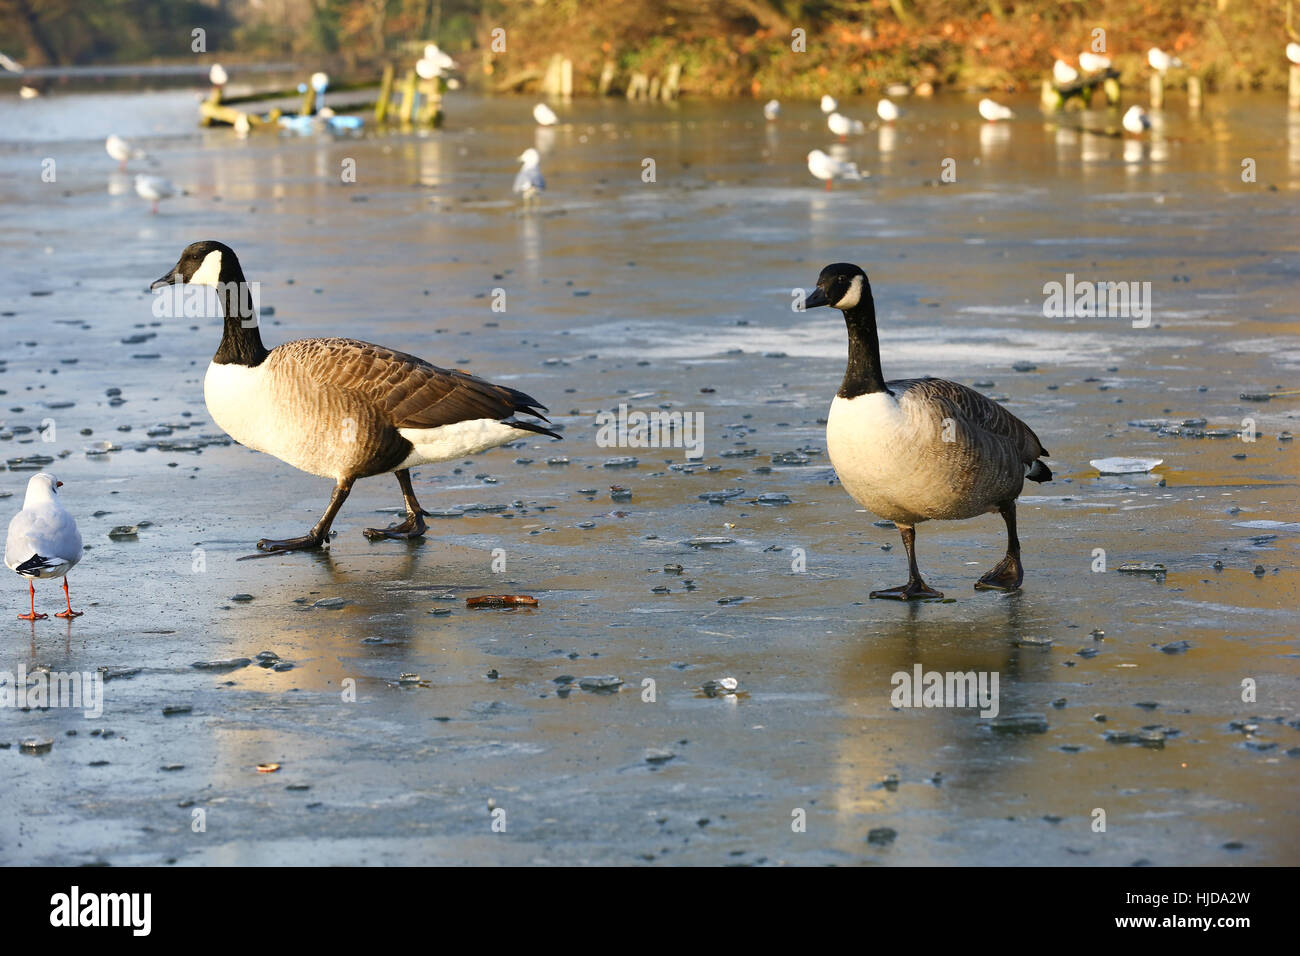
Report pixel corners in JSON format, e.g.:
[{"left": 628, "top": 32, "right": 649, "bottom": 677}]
[
  {"left": 804, "top": 263, "right": 1052, "bottom": 599},
  {"left": 6, "top": 474, "right": 83, "bottom": 620},
  {"left": 151, "top": 241, "right": 560, "bottom": 553}
]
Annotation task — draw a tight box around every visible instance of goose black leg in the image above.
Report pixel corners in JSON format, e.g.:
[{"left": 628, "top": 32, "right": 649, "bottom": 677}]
[
  {"left": 257, "top": 478, "right": 354, "bottom": 552},
  {"left": 364, "top": 469, "right": 430, "bottom": 541},
  {"left": 975, "top": 501, "right": 1024, "bottom": 591},
  {"left": 870, "top": 524, "right": 944, "bottom": 600}
]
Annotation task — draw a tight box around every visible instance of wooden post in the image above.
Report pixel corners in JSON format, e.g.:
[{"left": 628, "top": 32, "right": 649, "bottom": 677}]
[
  {"left": 1290, "top": 64, "right": 1300, "bottom": 109},
  {"left": 300, "top": 84, "right": 316, "bottom": 116},
  {"left": 662, "top": 62, "right": 681, "bottom": 101},
  {"left": 374, "top": 63, "right": 394, "bottom": 123},
  {"left": 1102, "top": 76, "right": 1120, "bottom": 106},
  {"left": 542, "top": 55, "right": 563, "bottom": 96},
  {"left": 1187, "top": 74, "right": 1202, "bottom": 112},
  {"left": 399, "top": 69, "right": 418, "bottom": 124},
  {"left": 1040, "top": 78, "right": 1060, "bottom": 111},
  {"left": 560, "top": 57, "right": 573, "bottom": 98},
  {"left": 200, "top": 85, "right": 221, "bottom": 126},
  {"left": 648, "top": 75, "right": 660, "bottom": 100},
  {"left": 627, "top": 72, "right": 648, "bottom": 100},
  {"left": 1149, "top": 73, "right": 1164, "bottom": 109},
  {"left": 598, "top": 60, "right": 615, "bottom": 96}
]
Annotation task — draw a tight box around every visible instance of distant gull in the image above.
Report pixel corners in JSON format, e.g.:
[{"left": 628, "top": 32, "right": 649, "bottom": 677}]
[
  {"left": 1122, "top": 105, "right": 1151, "bottom": 135},
  {"left": 209, "top": 63, "right": 228, "bottom": 87},
  {"left": 514, "top": 147, "right": 545, "bottom": 203},
  {"left": 978, "top": 98, "right": 1013, "bottom": 122},
  {"left": 533, "top": 102, "right": 558, "bottom": 126},
  {"left": 827, "top": 111, "right": 864, "bottom": 139},
  {"left": 820, "top": 94, "right": 838, "bottom": 114},
  {"left": 0, "top": 51, "right": 23, "bottom": 73},
  {"left": 135, "top": 174, "right": 177, "bottom": 214},
  {"left": 876, "top": 98, "right": 900, "bottom": 123},
  {"left": 1053, "top": 59, "right": 1080, "bottom": 86},
  {"left": 807, "top": 149, "right": 862, "bottom": 190},
  {"left": 1148, "top": 47, "right": 1182, "bottom": 73},
  {"left": 5, "top": 474, "right": 83, "bottom": 620},
  {"left": 763, "top": 99, "right": 780, "bottom": 121},
  {"left": 1287, "top": 42, "right": 1300, "bottom": 65},
  {"left": 105, "top": 134, "right": 142, "bottom": 171},
  {"left": 1078, "top": 52, "right": 1111, "bottom": 73}
]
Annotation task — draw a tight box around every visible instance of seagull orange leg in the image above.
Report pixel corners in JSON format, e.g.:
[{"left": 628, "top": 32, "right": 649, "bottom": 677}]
[
  {"left": 17, "top": 580, "right": 47, "bottom": 621},
  {"left": 55, "top": 577, "right": 82, "bottom": 619}
]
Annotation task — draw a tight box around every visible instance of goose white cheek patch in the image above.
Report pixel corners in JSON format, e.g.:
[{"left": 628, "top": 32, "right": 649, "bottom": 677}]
[
  {"left": 834, "top": 275, "right": 863, "bottom": 309},
  {"left": 189, "top": 250, "right": 224, "bottom": 287}
]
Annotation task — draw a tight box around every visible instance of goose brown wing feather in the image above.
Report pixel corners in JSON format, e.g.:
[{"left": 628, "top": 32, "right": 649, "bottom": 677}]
[
  {"left": 892, "top": 377, "right": 1049, "bottom": 462},
  {"left": 277, "top": 337, "right": 550, "bottom": 429}
]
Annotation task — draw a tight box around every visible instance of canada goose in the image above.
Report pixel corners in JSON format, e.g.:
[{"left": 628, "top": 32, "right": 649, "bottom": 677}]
[
  {"left": 514, "top": 148, "right": 545, "bottom": 203},
  {"left": 807, "top": 149, "right": 862, "bottom": 190},
  {"left": 763, "top": 99, "right": 780, "bottom": 121},
  {"left": 151, "top": 240, "right": 560, "bottom": 553},
  {"left": 978, "top": 98, "right": 1013, "bottom": 122},
  {"left": 5, "top": 474, "right": 83, "bottom": 620},
  {"left": 804, "top": 263, "right": 1052, "bottom": 599},
  {"left": 876, "top": 98, "right": 900, "bottom": 123}
]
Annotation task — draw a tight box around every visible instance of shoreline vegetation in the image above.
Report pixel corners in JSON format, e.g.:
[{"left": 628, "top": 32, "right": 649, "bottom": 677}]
[{"left": 1, "top": 1, "right": 1294, "bottom": 96}]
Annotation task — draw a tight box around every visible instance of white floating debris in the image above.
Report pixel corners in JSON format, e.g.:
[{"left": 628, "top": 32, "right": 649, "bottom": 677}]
[{"left": 1091, "top": 457, "right": 1163, "bottom": 475}]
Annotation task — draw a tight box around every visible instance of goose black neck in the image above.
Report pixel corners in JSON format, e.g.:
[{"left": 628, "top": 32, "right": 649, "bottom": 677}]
[
  {"left": 838, "top": 299, "right": 889, "bottom": 398},
  {"left": 211, "top": 258, "right": 268, "bottom": 366}
]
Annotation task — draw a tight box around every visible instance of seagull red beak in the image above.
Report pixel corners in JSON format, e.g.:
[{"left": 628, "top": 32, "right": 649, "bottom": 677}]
[{"left": 56, "top": 481, "right": 63, "bottom": 487}]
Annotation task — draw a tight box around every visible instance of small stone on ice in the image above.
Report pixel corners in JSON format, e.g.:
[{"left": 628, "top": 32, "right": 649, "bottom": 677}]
[{"left": 991, "top": 714, "right": 1049, "bottom": 734}]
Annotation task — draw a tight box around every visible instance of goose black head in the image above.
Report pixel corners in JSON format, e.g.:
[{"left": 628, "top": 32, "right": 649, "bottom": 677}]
[
  {"left": 804, "top": 262, "right": 870, "bottom": 311},
  {"left": 151, "top": 240, "right": 239, "bottom": 290}
]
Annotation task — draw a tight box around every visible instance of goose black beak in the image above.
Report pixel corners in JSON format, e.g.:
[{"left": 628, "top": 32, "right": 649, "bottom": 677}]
[
  {"left": 150, "top": 271, "right": 179, "bottom": 291},
  {"left": 803, "top": 287, "right": 829, "bottom": 309}
]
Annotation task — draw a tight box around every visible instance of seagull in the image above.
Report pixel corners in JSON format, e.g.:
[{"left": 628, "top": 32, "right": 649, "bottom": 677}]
[
  {"left": 827, "top": 112, "right": 864, "bottom": 139},
  {"left": 1053, "top": 59, "right": 1080, "bottom": 86},
  {"left": 1148, "top": 47, "right": 1182, "bottom": 73},
  {"left": 105, "top": 134, "right": 138, "bottom": 171},
  {"left": 150, "top": 241, "right": 560, "bottom": 553},
  {"left": 978, "top": 98, "right": 1013, "bottom": 122},
  {"left": 876, "top": 98, "right": 900, "bottom": 123},
  {"left": 135, "top": 174, "right": 176, "bottom": 214},
  {"left": 19, "top": 85, "right": 39, "bottom": 99},
  {"left": 0, "top": 51, "right": 23, "bottom": 73},
  {"left": 419, "top": 44, "right": 455, "bottom": 79},
  {"left": 533, "top": 102, "right": 558, "bottom": 126},
  {"left": 1122, "top": 105, "right": 1151, "bottom": 135},
  {"left": 5, "top": 474, "right": 83, "bottom": 621},
  {"left": 1078, "top": 52, "right": 1111, "bottom": 73},
  {"left": 820, "top": 94, "right": 838, "bottom": 114},
  {"left": 514, "top": 148, "right": 545, "bottom": 203},
  {"left": 1287, "top": 42, "right": 1300, "bottom": 65},
  {"left": 209, "top": 63, "right": 228, "bottom": 87},
  {"left": 807, "top": 149, "right": 862, "bottom": 190},
  {"left": 763, "top": 99, "right": 780, "bottom": 121}
]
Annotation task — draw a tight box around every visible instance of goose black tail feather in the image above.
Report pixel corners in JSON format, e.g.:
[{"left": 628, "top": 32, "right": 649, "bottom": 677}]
[
  {"left": 506, "top": 418, "right": 563, "bottom": 441},
  {"left": 1026, "top": 460, "right": 1052, "bottom": 482}
]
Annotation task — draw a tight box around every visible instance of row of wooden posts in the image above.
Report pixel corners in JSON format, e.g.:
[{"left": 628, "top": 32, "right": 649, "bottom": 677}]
[
  {"left": 538, "top": 53, "right": 682, "bottom": 101},
  {"left": 1041, "top": 65, "right": 1300, "bottom": 114}
]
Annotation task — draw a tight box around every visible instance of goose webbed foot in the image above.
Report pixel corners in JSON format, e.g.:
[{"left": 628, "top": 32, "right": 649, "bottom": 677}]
[
  {"left": 256, "top": 533, "right": 328, "bottom": 553},
  {"left": 363, "top": 511, "right": 428, "bottom": 541},
  {"left": 870, "top": 580, "right": 944, "bottom": 601},
  {"left": 974, "top": 553, "right": 1023, "bottom": 591}
]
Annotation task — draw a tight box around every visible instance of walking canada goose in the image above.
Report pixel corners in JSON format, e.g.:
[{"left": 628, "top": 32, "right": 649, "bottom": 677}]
[
  {"left": 803, "top": 263, "right": 1052, "bottom": 599},
  {"left": 6, "top": 474, "right": 83, "bottom": 620},
  {"left": 151, "top": 241, "right": 560, "bottom": 553}
]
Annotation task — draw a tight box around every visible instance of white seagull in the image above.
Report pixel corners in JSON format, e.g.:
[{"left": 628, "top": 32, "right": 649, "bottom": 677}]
[
  {"left": 763, "top": 99, "right": 781, "bottom": 121},
  {"left": 5, "top": 474, "right": 83, "bottom": 620},
  {"left": 1287, "top": 42, "right": 1300, "bottom": 65},
  {"left": 820, "top": 94, "right": 838, "bottom": 114},
  {"left": 135, "top": 174, "right": 177, "bottom": 214},
  {"left": 1053, "top": 59, "right": 1080, "bottom": 86},
  {"left": 1078, "top": 52, "right": 1111, "bottom": 73},
  {"left": 1148, "top": 47, "right": 1182, "bottom": 73},
  {"left": 876, "top": 98, "right": 900, "bottom": 123},
  {"left": 807, "top": 149, "right": 862, "bottom": 190},
  {"left": 533, "top": 102, "right": 558, "bottom": 126},
  {"left": 978, "top": 98, "right": 1013, "bottom": 122},
  {"left": 1122, "top": 105, "right": 1152, "bottom": 135},
  {"left": 827, "top": 111, "right": 864, "bottom": 139},
  {"left": 514, "top": 148, "right": 545, "bottom": 203},
  {"left": 209, "top": 63, "right": 228, "bottom": 87},
  {"left": 105, "top": 134, "right": 138, "bottom": 171}
]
